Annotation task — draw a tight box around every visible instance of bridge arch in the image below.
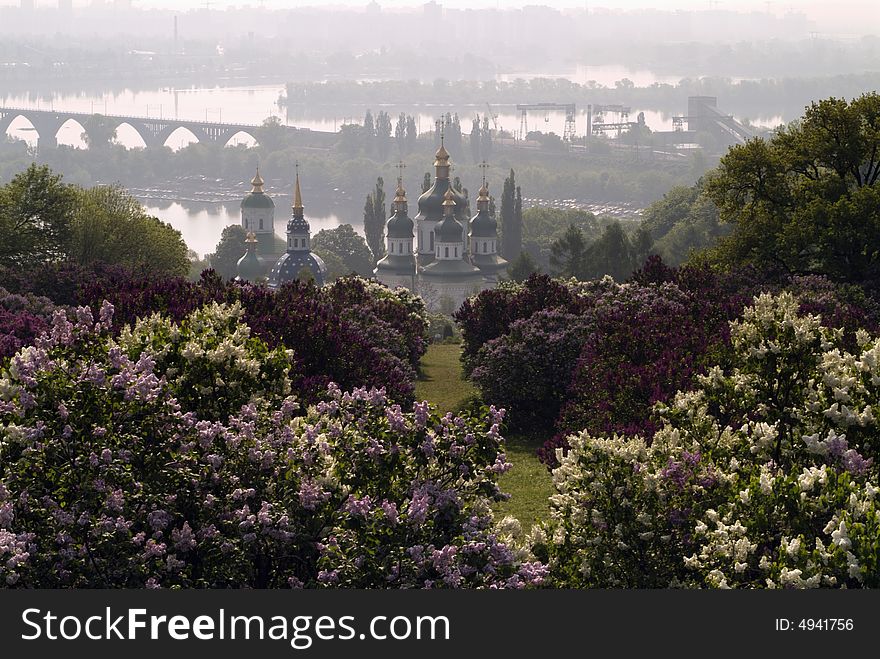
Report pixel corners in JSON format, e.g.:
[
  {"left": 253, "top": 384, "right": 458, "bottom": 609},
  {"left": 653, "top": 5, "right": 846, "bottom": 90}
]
[
  {"left": 114, "top": 122, "right": 148, "bottom": 149},
  {"left": 224, "top": 130, "right": 259, "bottom": 148},
  {"left": 0, "top": 112, "right": 36, "bottom": 143},
  {"left": 56, "top": 117, "right": 88, "bottom": 148},
  {"left": 162, "top": 126, "right": 201, "bottom": 150}
]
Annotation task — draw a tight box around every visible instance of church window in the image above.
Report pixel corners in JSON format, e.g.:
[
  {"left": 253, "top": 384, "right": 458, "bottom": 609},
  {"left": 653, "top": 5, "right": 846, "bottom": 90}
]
[
  {"left": 390, "top": 242, "right": 394, "bottom": 253},
  {"left": 454, "top": 247, "right": 458, "bottom": 258},
  {"left": 483, "top": 242, "right": 487, "bottom": 253},
  {"left": 245, "top": 219, "right": 249, "bottom": 229},
  {"left": 259, "top": 219, "right": 264, "bottom": 230},
  {"left": 293, "top": 238, "right": 298, "bottom": 248},
  {"left": 445, "top": 247, "right": 449, "bottom": 258},
  {"left": 430, "top": 231, "right": 435, "bottom": 251}
]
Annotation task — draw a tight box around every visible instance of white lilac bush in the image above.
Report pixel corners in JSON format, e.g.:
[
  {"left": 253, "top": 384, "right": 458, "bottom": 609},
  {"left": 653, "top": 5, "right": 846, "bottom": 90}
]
[
  {"left": 529, "top": 292, "right": 880, "bottom": 588},
  {"left": 0, "top": 301, "right": 545, "bottom": 588}
]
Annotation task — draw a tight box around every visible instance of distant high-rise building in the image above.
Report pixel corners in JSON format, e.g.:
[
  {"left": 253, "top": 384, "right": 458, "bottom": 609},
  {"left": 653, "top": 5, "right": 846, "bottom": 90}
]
[{"left": 423, "top": 1, "right": 442, "bottom": 22}]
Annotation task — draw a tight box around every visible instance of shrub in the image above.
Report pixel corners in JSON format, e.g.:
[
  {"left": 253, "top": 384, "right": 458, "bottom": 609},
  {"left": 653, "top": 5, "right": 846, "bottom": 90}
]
[
  {"left": 529, "top": 293, "right": 880, "bottom": 588},
  {"left": 470, "top": 309, "right": 592, "bottom": 430},
  {"left": 0, "top": 301, "right": 544, "bottom": 588},
  {"left": 0, "top": 264, "right": 429, "bottom": 405},
  {"left": 542, "top": 279, "right": 732, "bottom": 465},
  {"left": 0, "top": 287, "right": 57, "bottom": 361},
  {"left": 454, "top": 274, "right": 584, "bottom": 375}
]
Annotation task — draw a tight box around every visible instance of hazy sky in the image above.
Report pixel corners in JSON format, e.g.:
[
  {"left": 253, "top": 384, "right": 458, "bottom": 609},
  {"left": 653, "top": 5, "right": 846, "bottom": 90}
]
[{"left": 4, "top": 0, "right": 880, "bottom": 35}]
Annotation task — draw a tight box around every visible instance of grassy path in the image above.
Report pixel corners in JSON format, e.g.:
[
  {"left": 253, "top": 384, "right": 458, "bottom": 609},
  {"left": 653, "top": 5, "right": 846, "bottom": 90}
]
[{"left": 415, "top": 344, "right": 552, "bottom": 529}]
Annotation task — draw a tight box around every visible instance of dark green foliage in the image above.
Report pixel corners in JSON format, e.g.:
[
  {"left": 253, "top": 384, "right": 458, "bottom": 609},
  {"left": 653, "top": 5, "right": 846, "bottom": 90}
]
[
  {"left": 0, "top": 164, "right": 189, "bottom": 276},
  {"left": 363, "top": 177, "right": 386, "bottom": 264},
  {"left": 206, "top": 224, "right": 247, "bottom": 280},
  {"left": 500, "top": 169, "right": 522, "bottom": 261},
  {"left": 507, "top": 251, "right": 541, "bottom": 282},
  {"left": 254, "top": 116, "right": 289, "bottom": 153},
  {"left": 312, "top": 223, "right": 374, "bottom": 279},
  {"left": 0, "top": 164, "right": 76, "bottom": 267},
  {"left": 705, "top": 93, "right": 880, "bottom": 283},
  {"left": 80, "top": 114, "right": 117, "bottom": 150},
  {"left": 549, "top": 224, "right": 589, "bottom": 279}
]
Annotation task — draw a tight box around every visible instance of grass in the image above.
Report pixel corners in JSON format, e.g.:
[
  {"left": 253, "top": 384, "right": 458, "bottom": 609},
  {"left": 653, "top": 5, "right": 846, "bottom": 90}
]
[
  {"left": 416, "top": 343, "right": 552, "bottom": 529},
  {"left": 415, "top": 343, "right": 477, "bottom": 412}
]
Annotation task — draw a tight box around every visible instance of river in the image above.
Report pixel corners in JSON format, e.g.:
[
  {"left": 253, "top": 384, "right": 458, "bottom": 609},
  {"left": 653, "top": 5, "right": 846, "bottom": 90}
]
[
  {"left": 138, "top": 200, "right": 345, "bottom": 259},
  {"left": 0, "top": 67, "right": 783, "bottom": 257}
]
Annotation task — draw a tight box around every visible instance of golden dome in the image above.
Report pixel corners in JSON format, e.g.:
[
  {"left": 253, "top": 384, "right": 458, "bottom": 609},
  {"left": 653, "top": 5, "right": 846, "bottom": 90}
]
[
  {"left": 250, "top": 168, "right": 264, "bottom": 193},
  {"left": 442, "top": 188, "right": 456, "bottom": 207}
]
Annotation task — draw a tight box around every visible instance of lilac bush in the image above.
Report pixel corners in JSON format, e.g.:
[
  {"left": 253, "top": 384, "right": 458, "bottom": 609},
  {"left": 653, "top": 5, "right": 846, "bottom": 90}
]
[
  {"left": 529, "top": 293, "right": 880, "bottom": 588},
  {"left": 0, "top": 301, "right": 543, "bottom": 588},
  {"left": 0, "top": 264, "right": 429, "bottom": 404},
  {"left": 0, "top": 287, "right": 57, "bottom": 361},
  {"left": 454, "top": 274, "right": 586, "bottom": 375},
  {"left": 470, "top": 309, "right": 593, "bottom": 430},
  {"left": 542, "top": 279, "right": 731, "bottom": 465}
]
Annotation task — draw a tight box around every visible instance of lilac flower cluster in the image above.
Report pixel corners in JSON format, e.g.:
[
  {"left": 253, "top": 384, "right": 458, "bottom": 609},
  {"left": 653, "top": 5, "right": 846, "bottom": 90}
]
[
  {"left": 1, "top": 264, "right": 429, "bottom": 405},
  {"left": 0, "top": 301, "right": 541, "bottom": 588},
  {"left": 531, "top": 293, "right": 880, "bottom": 589},
  {"left": 0, "top": 287, "right": 57, "bottom": 361}
]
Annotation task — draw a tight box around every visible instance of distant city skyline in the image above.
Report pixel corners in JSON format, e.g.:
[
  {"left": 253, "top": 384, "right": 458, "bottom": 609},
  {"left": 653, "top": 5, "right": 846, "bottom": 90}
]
[{"left": 2, "top": 0, "right": 878, "bottom": 37}]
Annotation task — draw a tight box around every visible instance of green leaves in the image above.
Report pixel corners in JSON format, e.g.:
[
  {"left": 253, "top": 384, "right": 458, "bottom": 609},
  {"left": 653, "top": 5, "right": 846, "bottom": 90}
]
[{"left": 706, "top": 93, "right": 880, "bottom": 281}]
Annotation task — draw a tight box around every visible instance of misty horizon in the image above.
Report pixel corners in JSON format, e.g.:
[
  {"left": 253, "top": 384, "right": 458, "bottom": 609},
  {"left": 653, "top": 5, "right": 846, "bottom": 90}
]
[{"left": 1, "top": 0, "right": 879, "bottom": 38}]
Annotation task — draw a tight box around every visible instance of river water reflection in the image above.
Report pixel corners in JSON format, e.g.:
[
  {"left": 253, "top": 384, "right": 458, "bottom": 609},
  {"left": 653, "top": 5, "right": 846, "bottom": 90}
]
[
  {"left": 1, "top": 80, "right": 784, "bottom": 150},
  {"left": 140, "top": 200, "right": 348, "bottom": 258}
]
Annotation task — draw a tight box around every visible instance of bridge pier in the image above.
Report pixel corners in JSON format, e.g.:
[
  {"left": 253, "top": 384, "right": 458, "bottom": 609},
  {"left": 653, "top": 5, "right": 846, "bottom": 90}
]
[
  {"left": 28, "top": 114, "right": 65, "bottom": 150},
  {"left": 0, "top": 106, "right": 274, "bottom": 151}
]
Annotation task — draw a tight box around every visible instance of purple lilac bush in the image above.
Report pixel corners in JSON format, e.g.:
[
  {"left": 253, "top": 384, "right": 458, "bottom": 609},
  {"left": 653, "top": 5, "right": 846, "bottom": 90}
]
[
  {"left": 454, "top": 274, "right": 587, "bottom": 376},
  {"left": 0, "top": 287, "right": 57, "bottom": 361},
  {"left": 0, "top": 301, "right": 545, "bottom": 588},
  {"left": 530, "top": 293, "right": 880, "bottom": 588},
  {"left": 455, "top": 257, "right": 880, "bottom": 469},
  {"left": 0, "top": 264, "right": 429, "bottom": 404},
  {"left": 470, "top": 309, "right": 594, "bottom": 430}
]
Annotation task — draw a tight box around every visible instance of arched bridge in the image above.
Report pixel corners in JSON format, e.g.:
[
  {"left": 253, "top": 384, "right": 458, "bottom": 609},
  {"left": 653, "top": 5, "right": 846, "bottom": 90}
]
[{"left": 0, "top": 106, "right": 276, "bottom": 149}]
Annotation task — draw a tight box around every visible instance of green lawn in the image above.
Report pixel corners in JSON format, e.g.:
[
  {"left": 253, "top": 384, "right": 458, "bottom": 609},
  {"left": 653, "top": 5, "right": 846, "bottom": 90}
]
[
  {"left": 415, "top": 343, "right": 552, "bottom": 529},
  {"left": 415, "top": 343, "right": 477, "bottom": 412}
]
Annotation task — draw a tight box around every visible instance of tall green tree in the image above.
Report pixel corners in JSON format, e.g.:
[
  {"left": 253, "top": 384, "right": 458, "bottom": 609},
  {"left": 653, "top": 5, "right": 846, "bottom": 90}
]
[
  {"left": 395, "top": 113, "right": 407, "bottom": 156},
  {"left": 376, "top": 111, "right": 393, "bottom": 162},
  {"left": 312, "top": 223, "right": 374, "bottom": 278},
  {"left": 500, "top": 169, "right": 522, "bottom": 261},
  {"left": 69, "top": 184, "right": 189, "bottom": 275},
  {"left": 363, "top": 177, "right": 386, "bottom": 263},
  {"left": 481, "top": 115, "right": 493, "bottom": 162},
  {"left": 584, "top": 221, "right": 637, "bottom": 281},
  {"left": 507, "top": 251, "right": 540, "bottom": 282},
  {"left": 81, "top": 114, "right": 117, "bottom": 150},
  {"left": 705, "top": 93, "right": 880, "bottom": 282},
  {"left": 255, "top": 116, "right": 289, "bottom": 153},
  {"left": 0, "top": 163, "right": 77, "bottom": 267},
  {"left": 206, "top": 224, "right": 248, "bottom": 280},
  {"left": 363, "top": 110, "right": 376, "bottom": 158},
  {"left": 470, "top": 118, "right": 482, "bottom": 163},
  {"left": 406, "top": 116, "right": 418, "bottom": 153},
  {"left": 549, "top": 224, "right": 589, "bottom": 279}
]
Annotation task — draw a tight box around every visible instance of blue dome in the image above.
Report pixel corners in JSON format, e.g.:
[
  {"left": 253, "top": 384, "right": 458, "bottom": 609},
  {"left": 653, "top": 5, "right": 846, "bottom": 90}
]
[{"left": 269, "top": 251, "right": 327, "bottom": 287}]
